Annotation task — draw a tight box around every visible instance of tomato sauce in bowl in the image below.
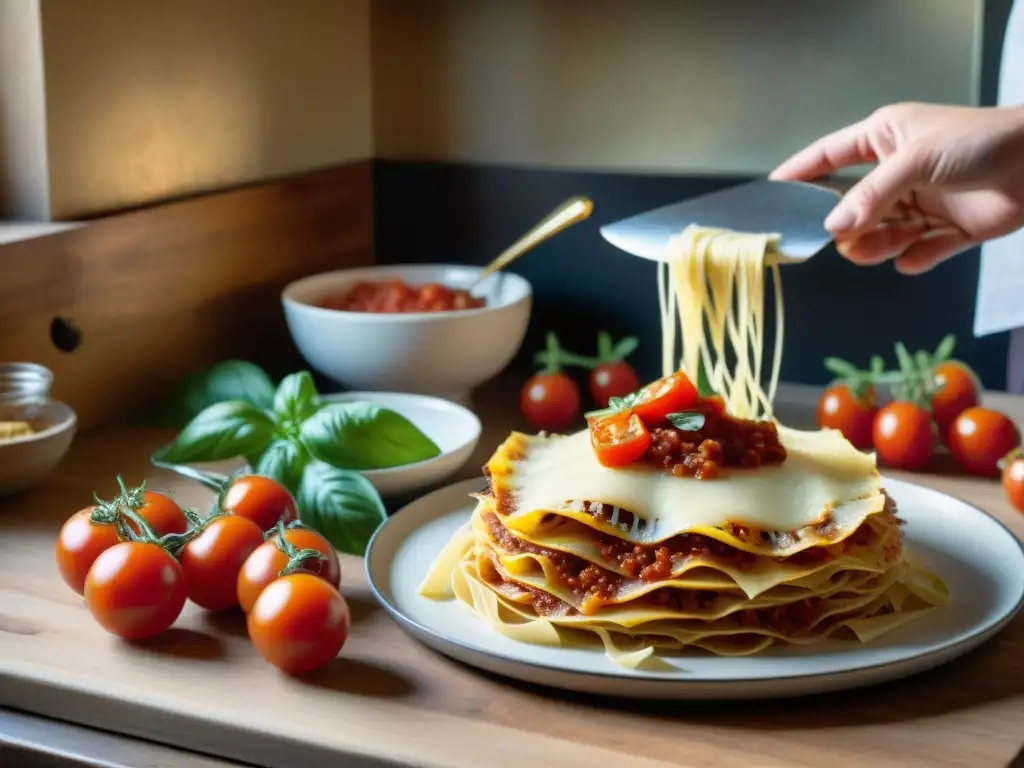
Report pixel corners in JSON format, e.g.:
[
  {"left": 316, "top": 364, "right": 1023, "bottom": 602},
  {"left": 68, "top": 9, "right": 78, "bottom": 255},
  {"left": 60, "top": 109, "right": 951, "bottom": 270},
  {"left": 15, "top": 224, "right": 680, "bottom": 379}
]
[{"left": 321, "top": 279, "right": 485, "bottom": 314}]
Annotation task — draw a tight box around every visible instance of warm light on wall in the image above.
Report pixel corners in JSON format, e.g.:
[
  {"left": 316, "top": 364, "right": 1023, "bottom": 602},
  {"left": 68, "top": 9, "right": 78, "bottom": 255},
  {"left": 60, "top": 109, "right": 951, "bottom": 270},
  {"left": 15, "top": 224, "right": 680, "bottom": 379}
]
[{"left": 0, "top": 0, "right": 984, "bottom": 221}]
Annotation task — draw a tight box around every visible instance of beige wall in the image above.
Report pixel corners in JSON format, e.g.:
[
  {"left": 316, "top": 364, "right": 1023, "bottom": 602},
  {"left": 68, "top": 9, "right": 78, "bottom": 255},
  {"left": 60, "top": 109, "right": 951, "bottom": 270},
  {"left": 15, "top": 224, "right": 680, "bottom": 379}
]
[
  {"left": 0, "top": 0, "right": 49, "bottom": 220},
  {"left": 40, "top": 0, "right": 372, "bottom": 220},
  {"left": 372, "top": 0, "right": 983, "bottom": 175},
  {"left": 0, "top": 0, "right": 986, "bottom": 221},
  {"left": 14, "top": 0, "right": 372, "bottom": 220}
]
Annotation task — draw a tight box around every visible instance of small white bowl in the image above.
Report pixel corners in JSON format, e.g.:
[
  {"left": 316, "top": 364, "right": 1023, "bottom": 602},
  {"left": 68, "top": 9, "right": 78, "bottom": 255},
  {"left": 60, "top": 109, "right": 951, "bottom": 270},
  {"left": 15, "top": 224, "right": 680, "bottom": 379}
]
[
  {"left": 322, "top": 391, "right": 481, "bottom": 498},
  {"left": 0, "top": 401, "right": 77, "bottom": 497},
  {"left": 282, "top": 264, "right": 532, "bottom": 403}
]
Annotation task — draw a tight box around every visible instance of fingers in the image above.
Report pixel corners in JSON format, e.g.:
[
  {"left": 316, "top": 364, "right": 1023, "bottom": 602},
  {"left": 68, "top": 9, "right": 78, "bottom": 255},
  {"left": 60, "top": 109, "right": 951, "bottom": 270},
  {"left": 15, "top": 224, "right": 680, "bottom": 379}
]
[
  {"left": 894, "top": 231, "right": 976, "bottom": 275},
  {"left": 835, "top": 224, "right": 972, "bottom": 274},
  {"left": 835, "top": 221, "right": 930, "bottom": 265},
  {"left": 823, "top": 146, "right": 932, "bottom": 233},
  {"left": 769, "top": 120, "right": 875, "bottom": 181}
]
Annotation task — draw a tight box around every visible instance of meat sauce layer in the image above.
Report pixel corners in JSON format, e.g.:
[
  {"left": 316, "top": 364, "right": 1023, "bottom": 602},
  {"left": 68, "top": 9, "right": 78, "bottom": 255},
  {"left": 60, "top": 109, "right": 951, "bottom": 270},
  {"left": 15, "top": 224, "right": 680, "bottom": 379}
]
[
  {"left": 645, "top": 401, "right": 787, "bottom": 479},
  {"left": 483, "top": 510, "right": 900, "bottom": 616},
  {"left": 579, "top": 498, "right": 897, "bottom": 557},
  {"left": 480, "top": 559, "right": 890, "bottom": 637}
]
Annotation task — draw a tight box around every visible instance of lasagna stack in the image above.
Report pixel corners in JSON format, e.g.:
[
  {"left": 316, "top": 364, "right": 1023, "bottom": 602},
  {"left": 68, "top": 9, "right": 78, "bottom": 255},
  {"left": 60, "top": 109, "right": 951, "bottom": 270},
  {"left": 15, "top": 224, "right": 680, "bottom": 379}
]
[{"left": 421, "top": 425, "right": 947, "bottom": 666}]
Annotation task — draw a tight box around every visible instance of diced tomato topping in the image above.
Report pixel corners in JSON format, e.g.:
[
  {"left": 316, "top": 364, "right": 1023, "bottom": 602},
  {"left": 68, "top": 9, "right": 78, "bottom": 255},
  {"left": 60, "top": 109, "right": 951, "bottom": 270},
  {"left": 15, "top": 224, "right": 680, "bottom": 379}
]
[
  {"left": 589, "top": 411, "right": 652, "bottom": 468},
  {"left": 630, "top": 372, "right": 700, "bottom": 425}
]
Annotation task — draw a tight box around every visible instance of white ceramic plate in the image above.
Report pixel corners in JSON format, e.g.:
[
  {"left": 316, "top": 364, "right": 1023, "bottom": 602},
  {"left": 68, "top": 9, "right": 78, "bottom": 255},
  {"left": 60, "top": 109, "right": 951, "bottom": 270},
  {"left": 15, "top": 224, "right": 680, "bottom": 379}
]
[
  {"left": 322, "top": 392, "right": 481, "bottom": 498},
  {"left": 366, "top": 476, "right": 1024, "bottom": 700}
]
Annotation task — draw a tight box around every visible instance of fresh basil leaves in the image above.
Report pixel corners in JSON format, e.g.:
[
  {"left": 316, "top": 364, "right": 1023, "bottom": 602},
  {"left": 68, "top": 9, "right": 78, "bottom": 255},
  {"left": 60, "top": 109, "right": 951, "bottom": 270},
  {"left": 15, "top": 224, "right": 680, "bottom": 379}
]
[
  {"left": 159, "top": 402, "right": 277, "bottom": 464},
  {"left": 298, "top": 461, "right": 387, "bottom": 555},
  {"left": 273, "top": 371, "right": 321, "bottom": 425},
  {"left": 256, "top": 438, "right": 310, "bottom": 497},
  {"left": 158, "top": 360, "right": 276, "bottom": 426},
  {"left": 301, "top": 402, "right": 440, "bottom": 470},
  {"left": 667, "top": 411, "right": 706, "bottom": 432},
  {"left": 696, "top": 359, "right": 716, "bottom": 398},
  {"left": 585, "top": 386, "right": 646, "bottom": 421},
  {"left": 152, "top": 367, "right": 440, "bottom": 555}
]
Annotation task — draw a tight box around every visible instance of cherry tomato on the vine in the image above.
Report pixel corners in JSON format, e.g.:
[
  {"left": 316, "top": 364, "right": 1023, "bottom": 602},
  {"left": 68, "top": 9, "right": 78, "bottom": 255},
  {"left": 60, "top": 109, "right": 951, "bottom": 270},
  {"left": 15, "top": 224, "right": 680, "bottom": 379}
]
[
  {"left": 84, "top": 542, "right": 188, "bottom": 640},
  {"left": 520, "top": 372, "right": 581, "bottom": 433},
  {"left": 872, "top": 401, "right": 934, "bottom": 471},
  {"left": 237, "top": 526, "right": 341, "bottom": 613},
  {"left": 55, "top": 507, "right": 120, "bottom": 595},
  {"left": 1001, "top": 450, "right": 1024, "bottom": 513},
  {"left": 179, "top": 514, "right": 266, "bottom": 611},
  {"left": 248, "top": 573, "right": 350, "bottom": 675},
  {"left": 221, "top": 475, "right": 298, "bottom": 533},
  {"left": 931, "top": 361, "right": 981, "bottom": 438},
  {"left": 816, "top": 384, "right": 878, "bottom": 450},
  {"left": 129, "top": 491, "right": 188, "bottom": 537},
  {"left": 589, "top": 362, "right": 641, "bottom": 410},
  {"left": 946, "top": 406, "right": 1020, "bottom": 477}
]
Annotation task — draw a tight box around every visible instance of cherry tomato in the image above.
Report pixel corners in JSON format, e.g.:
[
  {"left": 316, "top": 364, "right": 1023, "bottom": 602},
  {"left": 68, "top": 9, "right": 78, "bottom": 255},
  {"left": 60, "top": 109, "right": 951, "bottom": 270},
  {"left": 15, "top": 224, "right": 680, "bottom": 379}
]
[
  {"left": 179, "top": 514, "right": 265, "bottom": 611},
  {"left": 84, "top": 542, "right": 188, "bottom": 640},
  {"left": 1001, "top": 450, "right": 1024, "bottom": 512},
  {"left": 629, "top": 371, "right": 699, "bottom": 425},
  {"left": 872, "top": 402, "right": 934, "bottom": 471},
  {"left": 221, "top": 475, "right": 298, "bottom": 533},
  {"left": 129, "top": 491, "right": 188, "bottom": 537},
  {"left": 589, "top": 362, "right": 641, "bottom": 409},
  {"left": 247, "top": 573, "right": 350, "bottom": 675},
  {"left": 237, "top": 527, "right": 341, "bottom": 613},
  {"left": 55, "top": 507, "right": 120, "bottom": 595},
  {"left": 931, "top": 361, "right": 980, "bottom": 438},
  {"left": 520, "top": 372, "right": 581, "bottom": 432},
  {"left": 588, "top": 411, "right": 652, "bottom": 468},
  {"left": 816, "top": 384, "right": 878, "bottom": 450},
  {"left": 946, "top": 406, "right": 1020, "bottom": 477}
]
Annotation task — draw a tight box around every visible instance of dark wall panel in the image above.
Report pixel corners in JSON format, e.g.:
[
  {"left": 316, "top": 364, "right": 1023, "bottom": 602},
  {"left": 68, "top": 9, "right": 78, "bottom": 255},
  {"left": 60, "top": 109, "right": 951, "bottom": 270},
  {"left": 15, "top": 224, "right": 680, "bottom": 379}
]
[{"left": 374, "top": 159, "right": 1009, "bottom": 390}]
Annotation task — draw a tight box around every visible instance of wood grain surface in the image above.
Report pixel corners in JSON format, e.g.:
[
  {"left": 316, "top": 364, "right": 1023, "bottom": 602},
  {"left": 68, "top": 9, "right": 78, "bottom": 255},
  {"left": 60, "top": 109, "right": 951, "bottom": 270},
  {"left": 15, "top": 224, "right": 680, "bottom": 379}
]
[
  {"left": 0, "top": 162, "right": 372, "bottom": 430},
  {"left": 0, "top": 382, "right": 1022, "bottom": 768}
]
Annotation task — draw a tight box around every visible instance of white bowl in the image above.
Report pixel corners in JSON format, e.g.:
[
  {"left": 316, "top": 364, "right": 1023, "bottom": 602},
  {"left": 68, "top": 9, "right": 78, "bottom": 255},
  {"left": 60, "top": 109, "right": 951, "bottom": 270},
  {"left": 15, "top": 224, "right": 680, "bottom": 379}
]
[
  {"left": 282, "top": 264, "right": 532, "bottom": 402},
  {"left": 322, "top": 391, "right": 481, "bottom": 498},
  {"left": 0, "top": 401, "right": 77, "bottom": 497}
]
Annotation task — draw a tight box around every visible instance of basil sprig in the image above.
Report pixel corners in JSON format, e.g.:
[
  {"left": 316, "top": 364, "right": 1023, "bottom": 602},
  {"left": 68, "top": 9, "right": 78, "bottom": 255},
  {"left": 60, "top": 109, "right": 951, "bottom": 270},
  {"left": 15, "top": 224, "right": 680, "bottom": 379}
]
[
  {"left": 156, "top": 360, "right": 276, "bottom": 426},
  {"left": 152, "top": 369, "right": 440, "bottom": 554}
]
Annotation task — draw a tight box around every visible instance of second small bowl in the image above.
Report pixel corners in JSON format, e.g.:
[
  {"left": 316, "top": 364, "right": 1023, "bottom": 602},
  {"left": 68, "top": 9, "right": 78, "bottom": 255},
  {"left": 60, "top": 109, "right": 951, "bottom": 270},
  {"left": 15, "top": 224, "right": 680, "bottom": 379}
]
[
  {"left": 0, "top": 401, "right": 77, "bottom": 497},
  {"left": 322, "top": 391, "right": 482, "bottom": 498}
]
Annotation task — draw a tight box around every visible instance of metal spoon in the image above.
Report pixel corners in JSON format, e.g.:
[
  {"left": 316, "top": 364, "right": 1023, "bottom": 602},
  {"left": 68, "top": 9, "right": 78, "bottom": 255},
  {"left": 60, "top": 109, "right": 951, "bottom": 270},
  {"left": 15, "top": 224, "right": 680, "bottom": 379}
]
[{"left": 469, "top": 195, "right": 594, "bottom": 294}]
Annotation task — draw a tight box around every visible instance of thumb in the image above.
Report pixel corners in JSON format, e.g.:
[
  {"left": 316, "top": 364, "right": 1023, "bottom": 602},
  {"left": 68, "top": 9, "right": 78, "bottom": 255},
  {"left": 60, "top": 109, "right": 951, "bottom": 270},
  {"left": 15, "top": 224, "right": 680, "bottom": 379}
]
[{"left": 824, "top": 146, "right": 932, "bottom": 234}]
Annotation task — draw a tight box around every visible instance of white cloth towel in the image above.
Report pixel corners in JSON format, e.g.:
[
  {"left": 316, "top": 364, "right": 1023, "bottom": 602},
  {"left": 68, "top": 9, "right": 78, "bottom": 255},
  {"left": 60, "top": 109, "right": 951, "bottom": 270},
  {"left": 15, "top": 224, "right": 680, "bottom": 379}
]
[
  {"left": 975, "top": 2, "right": 1024, "bottom": 331},
  {"left": 974, "top": 0, "right": 1024, "bottom": 389}
]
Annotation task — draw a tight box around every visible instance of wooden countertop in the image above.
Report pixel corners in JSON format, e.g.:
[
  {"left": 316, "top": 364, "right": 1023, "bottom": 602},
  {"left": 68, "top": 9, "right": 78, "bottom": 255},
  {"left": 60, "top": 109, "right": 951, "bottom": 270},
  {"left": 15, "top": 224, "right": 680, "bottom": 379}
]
[{"left": 1, "top": 381, "right": 1023, "bottom": 768}]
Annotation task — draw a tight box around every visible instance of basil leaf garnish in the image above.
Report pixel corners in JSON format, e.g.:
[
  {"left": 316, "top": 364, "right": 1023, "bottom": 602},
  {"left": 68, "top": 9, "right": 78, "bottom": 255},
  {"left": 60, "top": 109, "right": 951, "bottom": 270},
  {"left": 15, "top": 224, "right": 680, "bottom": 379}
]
[{"left": 667, "top": 411, "right": 706, "bottom": 432}]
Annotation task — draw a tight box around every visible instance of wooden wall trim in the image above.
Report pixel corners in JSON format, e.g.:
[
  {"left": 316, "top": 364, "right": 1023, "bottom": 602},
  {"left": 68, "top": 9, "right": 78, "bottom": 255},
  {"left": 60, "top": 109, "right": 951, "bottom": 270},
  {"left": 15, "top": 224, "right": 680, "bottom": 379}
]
[{"left": 0, "top": 162, "right": 373, "bottom": 429}]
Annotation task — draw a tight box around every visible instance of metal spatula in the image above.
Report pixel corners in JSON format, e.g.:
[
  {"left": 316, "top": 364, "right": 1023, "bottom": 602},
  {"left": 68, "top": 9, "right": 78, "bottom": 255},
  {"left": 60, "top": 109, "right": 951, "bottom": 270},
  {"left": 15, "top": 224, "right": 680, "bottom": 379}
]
[{"left": 599, "top": 177, "right": 855, "bottom": 264}]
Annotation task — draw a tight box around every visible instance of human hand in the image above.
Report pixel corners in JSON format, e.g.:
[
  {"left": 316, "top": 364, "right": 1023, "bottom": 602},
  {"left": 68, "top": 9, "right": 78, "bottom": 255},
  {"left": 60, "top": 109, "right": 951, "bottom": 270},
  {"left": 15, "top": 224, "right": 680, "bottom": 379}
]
[{"left": 770, "top": 102, "right": 1024, "bottom": 274}]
